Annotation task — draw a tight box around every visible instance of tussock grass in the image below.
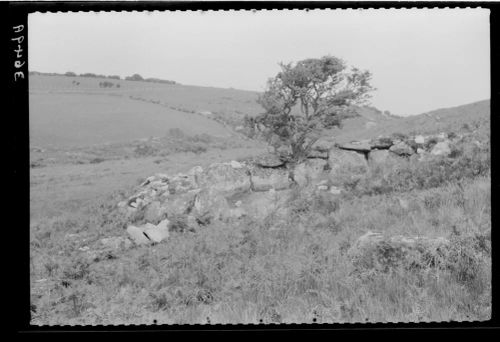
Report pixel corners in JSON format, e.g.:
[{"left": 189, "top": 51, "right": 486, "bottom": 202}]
[{"left": 30, "top": 170, "right": 491, "bottom": 324}]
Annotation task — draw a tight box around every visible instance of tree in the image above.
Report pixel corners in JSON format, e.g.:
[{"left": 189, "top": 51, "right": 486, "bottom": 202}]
[
  {"left": 248, "top": 56, "right": 374, "bottom": 163},
  {"left": 125, "top": 73, "right": 144, "bottom": 81}
]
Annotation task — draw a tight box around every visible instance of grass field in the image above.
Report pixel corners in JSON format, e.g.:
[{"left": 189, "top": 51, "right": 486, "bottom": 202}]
[{"left": 29, "top": 74, "right": 491, "bottom": 324}]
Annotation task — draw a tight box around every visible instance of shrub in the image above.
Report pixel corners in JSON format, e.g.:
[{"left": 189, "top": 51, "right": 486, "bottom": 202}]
[{"left": 125, "top": 74, "right": 144, "bottom": 81}]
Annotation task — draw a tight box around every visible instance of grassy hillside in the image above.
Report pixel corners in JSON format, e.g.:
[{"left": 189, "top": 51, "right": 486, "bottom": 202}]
[
  {"left": 30, "top": 74, "right": 261, "bottom": 143},
  {"left": 328, "top": 99, "right": 490, "bottom": 144},
  {"left": 29, "top": 73, "right": 490, "bottom": 324}
]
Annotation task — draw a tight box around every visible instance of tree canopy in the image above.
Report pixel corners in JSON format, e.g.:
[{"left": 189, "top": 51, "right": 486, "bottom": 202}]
[{"left": 248, "top": 56, "right": 374, "bottom": 162}]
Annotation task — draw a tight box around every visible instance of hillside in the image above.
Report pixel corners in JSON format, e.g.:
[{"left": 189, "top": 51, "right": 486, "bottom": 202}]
[
  {"left": 29, "top": 74, "right": 490, "bottom": 324},
  {"left": 29, "top": 74, "right": 261, "bottom": 148},
  {"left": 328, "top": 99, "right": 490, "bottom": 144}
]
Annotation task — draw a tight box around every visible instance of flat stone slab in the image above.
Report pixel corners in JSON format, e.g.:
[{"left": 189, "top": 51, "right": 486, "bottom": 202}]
[
  {"left": 337, "top": 141, "right": 372, "bottom": 152},
  {"left": 253, "top": 153, "right": 286, "bottom": 168}
]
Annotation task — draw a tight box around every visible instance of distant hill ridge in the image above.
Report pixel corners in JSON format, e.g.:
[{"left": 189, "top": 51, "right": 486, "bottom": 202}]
[{"left": 29, "top": 70, "right": 178, "bottom": 85}]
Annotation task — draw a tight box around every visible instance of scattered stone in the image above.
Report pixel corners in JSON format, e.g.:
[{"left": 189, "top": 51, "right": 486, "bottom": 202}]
[
  {"left": 389, "top": 141, "right": 414, "bottom": 156},
  {"left": 416, "top": 148, "right": 426, "bottom": 154},
  {"left": 431, "top": 141, "right": 451, "bottom": 156}
]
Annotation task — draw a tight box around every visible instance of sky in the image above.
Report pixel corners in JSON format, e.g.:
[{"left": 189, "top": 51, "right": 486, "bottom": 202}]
[{"left": 29, "top": 9, "right": 490, "bottom": 116}]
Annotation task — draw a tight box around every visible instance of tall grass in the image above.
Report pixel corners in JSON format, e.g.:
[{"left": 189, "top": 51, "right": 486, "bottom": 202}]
[{"left": 30, "top": 170, "right": 491, "bottom": 324}]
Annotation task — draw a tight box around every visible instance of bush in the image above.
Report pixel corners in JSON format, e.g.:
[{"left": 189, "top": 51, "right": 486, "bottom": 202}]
[
  {"left": 125, "top": 74, "right": 144, "bottom": 81},
  {"left": 99, "top": 81, "right": 114, "bottom": 88}
]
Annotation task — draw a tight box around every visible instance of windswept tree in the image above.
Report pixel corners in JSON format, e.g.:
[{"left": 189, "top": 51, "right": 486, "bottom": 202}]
[{"left": 248, "top": 56, "right": 374, "bottom": 163}]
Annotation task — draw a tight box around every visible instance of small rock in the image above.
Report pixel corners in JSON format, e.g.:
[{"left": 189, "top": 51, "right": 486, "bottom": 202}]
[
  {"left": 143, "top": 219, "right": 170, "bottom": 243},
  {"left": 437, "top": 132, "right": 448, "bottom": 141},
  {"left": 414, "top": 135, "right": 425, "bottom": 145},
  {"left": 235, "top": 200, "right": 242, "bottom": 207},
  {"left": 312, "top": 138, "right": 335, "bottom": 152},
  {"left": 431, "top": 141, "right": 451, "bottom": 156},
  {"left": 144, "top": 201, "right": 164, "bottom": 222},
  {"left": 389, "top": 141, "right": 414, "bottom": 156},
  {"left": 370, "top": 136, "right": 393, "bottom": 149},
  {"left": 348, "top": 231, "right": 450, "bottom": 271},
  {"left": 254, "top": 153, "right": 285, "bottom": 168},
  {"left": 317, "top": 185, "right": 329, "bottom": 191},
  {"left": 230, "top": 160, "right": 243, "bottom": 169},
  {"left": 127, "top": 225, "right": 151, "bottom": 245},
  {"left": 330, "top": 187, "right": 342, "bottom": 195}
]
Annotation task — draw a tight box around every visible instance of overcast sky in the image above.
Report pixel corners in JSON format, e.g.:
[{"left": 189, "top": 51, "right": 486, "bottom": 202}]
[{"left": 29, "top": 9, "right": 490, "bottom": 116}]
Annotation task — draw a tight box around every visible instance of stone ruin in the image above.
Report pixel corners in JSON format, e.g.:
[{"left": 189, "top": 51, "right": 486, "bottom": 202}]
[{"left": 112, "top": 131, "right": 461, "bottom": 249}]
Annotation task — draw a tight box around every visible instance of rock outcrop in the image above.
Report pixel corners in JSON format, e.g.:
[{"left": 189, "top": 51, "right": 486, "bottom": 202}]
[
  {"left": 116, "top": 131, "right": 465, "bottom": 247},
  {"left": 348, "top": 231, "right": 450, "bottom": 272}
]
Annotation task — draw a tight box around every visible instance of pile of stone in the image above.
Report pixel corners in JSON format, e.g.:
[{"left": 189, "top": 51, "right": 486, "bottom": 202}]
[
  {"left": 114, "top": 131, "right": 462, "bottom": 247},
  {"left": 307, "top": 131, "right": 460, "bottom": 173}
]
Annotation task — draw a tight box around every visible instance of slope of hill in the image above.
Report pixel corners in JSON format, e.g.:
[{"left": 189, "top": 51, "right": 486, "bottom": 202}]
[
  {"left": 30, "top": 74, "right": 261, "bottom": 146},
  {"left": 328, "top": 99, "right": 490, "bottom": 144}
]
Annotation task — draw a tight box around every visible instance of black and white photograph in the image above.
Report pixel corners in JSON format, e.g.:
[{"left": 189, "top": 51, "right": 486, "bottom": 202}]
[{"left": 26, "top": 7, "right": 491, "bottom": 325}]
